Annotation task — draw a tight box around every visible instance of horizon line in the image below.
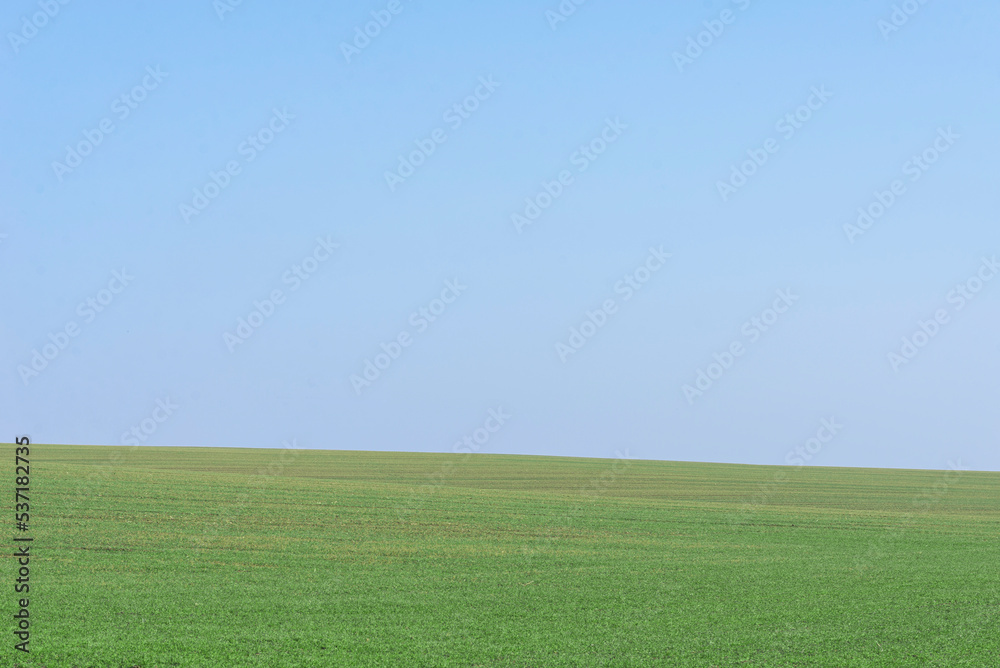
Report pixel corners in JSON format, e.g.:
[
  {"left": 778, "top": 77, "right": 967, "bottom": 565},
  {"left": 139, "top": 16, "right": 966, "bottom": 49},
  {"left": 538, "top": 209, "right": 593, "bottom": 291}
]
[{"left": 9, "top": 442, "right": 998, "bottom": 474}]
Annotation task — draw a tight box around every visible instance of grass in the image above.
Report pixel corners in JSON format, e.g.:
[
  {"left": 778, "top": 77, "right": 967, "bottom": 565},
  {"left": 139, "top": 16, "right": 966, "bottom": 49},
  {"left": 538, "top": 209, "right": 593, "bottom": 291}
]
[{"left": 3, "top": 443, "right": 999, "bottom": 666}]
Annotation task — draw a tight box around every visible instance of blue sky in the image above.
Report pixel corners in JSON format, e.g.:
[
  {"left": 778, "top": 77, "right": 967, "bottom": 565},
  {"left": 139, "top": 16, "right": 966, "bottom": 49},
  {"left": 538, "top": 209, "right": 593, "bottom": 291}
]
[{"left": 2, "top": 0, "right": 998, "bottom": 470}]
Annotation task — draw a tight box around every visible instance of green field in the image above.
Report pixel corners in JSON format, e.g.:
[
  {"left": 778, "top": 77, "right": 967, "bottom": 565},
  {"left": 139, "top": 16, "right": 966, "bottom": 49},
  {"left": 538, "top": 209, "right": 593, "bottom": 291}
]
[{"left": 4, "top": 444, "right": 999, "bottom": 667}]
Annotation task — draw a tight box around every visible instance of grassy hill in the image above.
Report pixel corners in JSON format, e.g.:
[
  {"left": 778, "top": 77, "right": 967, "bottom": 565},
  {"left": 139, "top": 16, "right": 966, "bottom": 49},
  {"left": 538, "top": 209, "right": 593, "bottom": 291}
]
[{"left": 6, "top": 444, "right": 999, "bottom": 666}]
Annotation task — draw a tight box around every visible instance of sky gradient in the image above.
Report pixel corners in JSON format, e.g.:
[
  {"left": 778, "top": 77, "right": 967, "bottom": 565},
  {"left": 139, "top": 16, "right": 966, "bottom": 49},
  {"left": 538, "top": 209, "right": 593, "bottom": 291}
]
[{"left": 2, "top": 0, "right": 999, "bottom": 471}]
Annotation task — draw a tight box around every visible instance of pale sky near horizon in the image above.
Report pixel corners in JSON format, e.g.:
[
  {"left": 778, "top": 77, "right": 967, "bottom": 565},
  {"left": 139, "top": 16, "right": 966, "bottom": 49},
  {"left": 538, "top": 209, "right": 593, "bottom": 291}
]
[{"left": 2, "top": 0, "right": 999, "bottom": 471}]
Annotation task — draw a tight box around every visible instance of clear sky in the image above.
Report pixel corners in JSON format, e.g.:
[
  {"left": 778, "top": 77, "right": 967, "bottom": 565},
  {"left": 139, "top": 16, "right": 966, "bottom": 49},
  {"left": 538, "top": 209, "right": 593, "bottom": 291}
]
[{"left": 2, "top": 0, "right": 998, "bottom": 470}]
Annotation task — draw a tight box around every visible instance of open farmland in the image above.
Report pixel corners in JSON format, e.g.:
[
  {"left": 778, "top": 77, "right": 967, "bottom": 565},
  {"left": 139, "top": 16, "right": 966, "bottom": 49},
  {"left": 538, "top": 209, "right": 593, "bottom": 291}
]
[{"left": 4, "top": 444, "right": 999, "bottom": 667}]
